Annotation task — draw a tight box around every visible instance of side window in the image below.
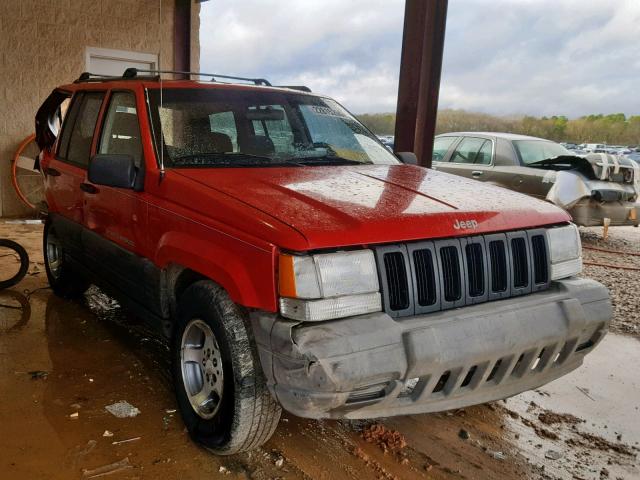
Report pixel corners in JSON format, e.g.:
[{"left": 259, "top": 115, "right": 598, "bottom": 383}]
[
  {"left": 209, "top": 111, "right": 238, "bottom": 151},
  {"left": 450, "top": 137, "right": 487, "bottom": 164},
  {"left": 98, "top": 92, "right": 143, "bottom": 167},
  {"left": 64, "top": 92, "right": 105, "bottom": 167},
  {"left": 433, "top": 136, "right": 458, "bottom": 161},
  {"left": 57, "top": 93, "right": 84, "bottom": 159}
]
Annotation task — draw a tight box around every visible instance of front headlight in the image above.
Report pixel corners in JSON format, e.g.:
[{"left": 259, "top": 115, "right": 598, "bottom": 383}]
[
  {"left": 278, "top": 250, "right": 381, "bottom": 321},
  {"left": 546, "top": 224, "right": 582, "bottom": 280}
]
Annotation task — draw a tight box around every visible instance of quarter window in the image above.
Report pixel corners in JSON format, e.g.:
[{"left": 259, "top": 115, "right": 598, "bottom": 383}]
[
  {"left": 99, "top": 92, "right": 143, "bottom": 167},
  {"left": 63, "top": 92, "right": 105, "bottom": 167}
]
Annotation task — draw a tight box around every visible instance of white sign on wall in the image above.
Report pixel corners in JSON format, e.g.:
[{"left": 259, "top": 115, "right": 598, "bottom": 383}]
[{"left": 85, "top": 47, "right": 158, "bottom": 76}]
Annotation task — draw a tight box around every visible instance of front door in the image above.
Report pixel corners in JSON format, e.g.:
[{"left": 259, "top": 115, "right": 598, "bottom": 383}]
[{"left": 82, "top": 90, "right": 149, "bottom": 304}]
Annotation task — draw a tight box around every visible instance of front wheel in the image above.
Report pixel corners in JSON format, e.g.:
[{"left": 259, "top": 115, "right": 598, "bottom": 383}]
[{"left": 172, "top": 281, "right": 281, "bottom": 455}]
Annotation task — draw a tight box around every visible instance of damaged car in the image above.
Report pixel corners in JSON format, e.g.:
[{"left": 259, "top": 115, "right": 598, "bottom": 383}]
[
  {"left": 36, "top": 71, "right": 612, "bottom": 455},
  {"left": 433, "top": 132, "right": 639, "bottom": 227}
]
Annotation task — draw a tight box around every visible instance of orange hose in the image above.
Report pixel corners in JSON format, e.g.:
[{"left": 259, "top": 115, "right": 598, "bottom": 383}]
[
  {"left": 11, "top": 133, "right": 37, "bottom": 210},
  {"left": 583, "top": 245, "right": 640, "bottom": 257},
  {"left": 583, "top": 261, "right": 640, "bottom": 271}
]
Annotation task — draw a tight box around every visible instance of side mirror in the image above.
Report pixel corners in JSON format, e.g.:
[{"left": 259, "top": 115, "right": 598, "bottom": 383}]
[
  {"left": 396, "top": 152, "right": 418, "bottom": 165},
  {"left": 88, "top": 154, "right": 136, "bottom": 189}
]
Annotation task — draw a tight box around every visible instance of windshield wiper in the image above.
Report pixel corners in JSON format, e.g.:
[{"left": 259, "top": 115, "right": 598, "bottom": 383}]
[
  {"left": 527, "top": 155, "right": 586, "bottom": 168},
  {"left": 171, "top": 152, "right": 277, "bottom": 167},
  {"left": 289, "top": 155, "right": 364, "bottom": 166}
]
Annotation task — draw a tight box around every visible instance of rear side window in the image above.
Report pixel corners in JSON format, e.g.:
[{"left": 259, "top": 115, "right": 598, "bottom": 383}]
[
  {"left": 450, "top": 137, "right": 492, "bottom": 164},
  {"left": 433, "top": 136, "right": 458, "bottom": 161},
  {"left": 60, "top": 92, "right": 105, "bottom": 167},
  {"left": 98, "top": 92, "right": 143, "bottom": 167}
]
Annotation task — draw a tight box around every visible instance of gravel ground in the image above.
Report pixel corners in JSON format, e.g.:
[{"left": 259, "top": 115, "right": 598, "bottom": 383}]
[{"left": 580, "top": 226, "right": 640, "bottom": 338}]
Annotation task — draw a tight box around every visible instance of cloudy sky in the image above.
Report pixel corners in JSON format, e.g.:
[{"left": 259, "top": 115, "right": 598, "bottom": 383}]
[{"left": 200, "top": 0, "right": 640, "bottom": 118}]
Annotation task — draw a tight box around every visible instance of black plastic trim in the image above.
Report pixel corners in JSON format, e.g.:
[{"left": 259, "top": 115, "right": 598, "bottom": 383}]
[
  {"left": 407, "top": 241, "right": 441, "bottom": 315},
  {"left": 375, "top": 244, "right": 413, "bottom": 317},
  {"left": 506, "top": 231, "right": 533, "bottom": 296},
  {"left": 435, "top": 238, "right": 466, "bottom": 309},
  {"left": 461, "top": 236, "right": 489, "bottom": 305}
]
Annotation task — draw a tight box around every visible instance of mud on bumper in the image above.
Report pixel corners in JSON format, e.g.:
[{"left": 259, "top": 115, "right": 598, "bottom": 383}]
[{"left": 252, "top": 278, "right": 610, "bottom": 419}]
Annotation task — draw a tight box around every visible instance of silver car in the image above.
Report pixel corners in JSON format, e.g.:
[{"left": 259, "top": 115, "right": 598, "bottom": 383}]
[{"left": 432, "top": 132, "right": 639, "bottom": 227}]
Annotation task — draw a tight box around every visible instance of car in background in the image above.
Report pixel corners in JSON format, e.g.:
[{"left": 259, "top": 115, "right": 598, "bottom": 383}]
[
  {"left": 625, "top": 152, "right": 640, "bottom": 163},
  {"left": 584, "top": 143, "right": 607, "bottom": 153},
  {"left": 377, "top": 135, "right": 394, "bottom": 151},
  {"left": 615, "top": 147, "right": 633, "bottom": 155},
  {"left": 432, "top": 132, "right": 639, "bottom": 227}
]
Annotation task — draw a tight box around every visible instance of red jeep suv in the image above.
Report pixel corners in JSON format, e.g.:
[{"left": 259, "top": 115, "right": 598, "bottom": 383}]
[{"left": 35, "top": 69, "right": 611, "bottom": 455}]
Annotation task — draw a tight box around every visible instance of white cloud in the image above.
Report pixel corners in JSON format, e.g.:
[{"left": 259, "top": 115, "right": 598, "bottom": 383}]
[{"left": 199, "top": 0, "right": 640, "bottom": 117}]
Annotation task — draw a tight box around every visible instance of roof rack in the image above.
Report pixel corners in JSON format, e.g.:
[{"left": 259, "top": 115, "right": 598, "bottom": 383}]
[
  {"left": 275, "top": 85, "right": 312, "bottom": 92},
  {"left": 124, "top": 68, "right": 272, "bottom": 86},
  {"left": 74, "top": 69, "right": 311, "bottom": 91},
  {"left": 74, "top": 71, "right": 160, "bottom": 83}
]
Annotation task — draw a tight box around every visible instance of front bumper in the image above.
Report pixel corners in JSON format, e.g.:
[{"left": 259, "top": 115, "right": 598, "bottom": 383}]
[{"left": 252, "top": 278, "right": 610, "bottom": 419}]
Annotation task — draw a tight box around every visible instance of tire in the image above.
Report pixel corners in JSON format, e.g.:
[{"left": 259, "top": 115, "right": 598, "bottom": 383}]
[
  {"left": 43, "top": 221, "right": 89, "bottom": 298},
  {"left": 0, "top": 239, "right": 29, "bottom": 290},
  {"left": 173, "top": 280, "right": 281, "bottom": 455}
]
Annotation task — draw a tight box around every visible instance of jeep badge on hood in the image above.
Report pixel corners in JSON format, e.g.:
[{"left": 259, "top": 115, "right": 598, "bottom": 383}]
[{"left": 453, "top": 219, "right": 478, "bottom": 229}]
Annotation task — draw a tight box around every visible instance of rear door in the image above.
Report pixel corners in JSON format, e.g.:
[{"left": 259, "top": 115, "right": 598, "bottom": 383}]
[
  {"left": 436, "top": 136, "right": 494, "bottom": 181},
  {"left": 43, "top": 91, "right": 105, "bottom": 256}
]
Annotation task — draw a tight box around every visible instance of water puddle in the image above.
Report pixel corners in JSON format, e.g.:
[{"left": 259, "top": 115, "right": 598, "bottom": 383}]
[{"left": 500, "top": 334, "right": 640, "bottom": 479}]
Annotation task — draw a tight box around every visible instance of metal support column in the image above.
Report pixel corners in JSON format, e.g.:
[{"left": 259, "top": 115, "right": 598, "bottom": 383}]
[
  {"left": 174, "top": 0, "right": 192, "bottom": 77},
  {"left": 394, "top": 0, "right": 448, "bottom": 168}
]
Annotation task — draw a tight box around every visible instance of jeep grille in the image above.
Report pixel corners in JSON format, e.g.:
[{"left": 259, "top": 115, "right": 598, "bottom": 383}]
[{"left": 376, "top": 229, "right": 550, "bottom": 317}]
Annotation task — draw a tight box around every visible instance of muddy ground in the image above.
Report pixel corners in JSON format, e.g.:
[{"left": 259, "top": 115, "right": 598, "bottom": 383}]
[{"left": 0, "top": 221, "right": 638, "bottom": 480}]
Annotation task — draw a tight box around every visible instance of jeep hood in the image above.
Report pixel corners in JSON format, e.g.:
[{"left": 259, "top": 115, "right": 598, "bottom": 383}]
[{"left": 175, "top": 165, "right": 569, "bottom": 250}]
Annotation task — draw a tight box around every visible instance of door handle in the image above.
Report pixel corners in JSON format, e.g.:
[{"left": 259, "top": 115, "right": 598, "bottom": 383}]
[
  {"left": 80, "top": 182, "right": 99, "bottom": 194},
  {"left": 44, "top": 167, "right": 61, "bottom": 177},
  {"left": 472, "top": 170, "right": 483, "bottom": 177}
]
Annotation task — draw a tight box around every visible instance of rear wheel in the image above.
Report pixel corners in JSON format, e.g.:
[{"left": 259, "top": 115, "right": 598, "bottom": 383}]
[
  {"left": 173, "top": 280, "right": 281, "bottom": 455},
  {"left": 43, "top": 221, "right": 89, "bottom": 298}
]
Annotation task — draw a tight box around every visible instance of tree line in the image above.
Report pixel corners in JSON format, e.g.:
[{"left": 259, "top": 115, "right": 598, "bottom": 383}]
[{"left": 357, "top": 110, "right": 640, "bottom": 146}]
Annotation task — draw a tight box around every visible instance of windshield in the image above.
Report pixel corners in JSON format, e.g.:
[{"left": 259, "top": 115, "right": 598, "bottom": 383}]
[
  {"left": 147, "top": 88, "right": 399, "bottom": 168},
  {"left": 513, "top": 140, "right": 573, "bottom": 165}
]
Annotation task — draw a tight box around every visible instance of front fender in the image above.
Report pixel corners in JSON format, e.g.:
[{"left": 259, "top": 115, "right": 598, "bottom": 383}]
[{"left": 155, "top": 231, "right": 278, "bottom": 312}]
